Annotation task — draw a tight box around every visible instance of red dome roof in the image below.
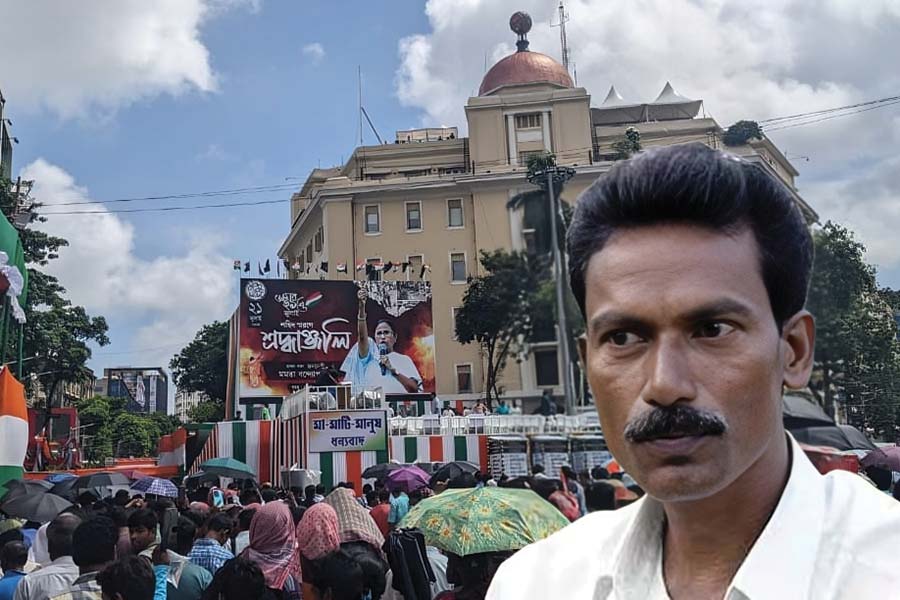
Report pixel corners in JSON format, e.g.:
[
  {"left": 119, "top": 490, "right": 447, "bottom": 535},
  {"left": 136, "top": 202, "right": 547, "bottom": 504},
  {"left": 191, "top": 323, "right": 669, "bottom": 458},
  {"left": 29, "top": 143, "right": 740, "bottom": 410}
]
[{"left": 479, "top": 51, "right": 573, "bottom": 96}]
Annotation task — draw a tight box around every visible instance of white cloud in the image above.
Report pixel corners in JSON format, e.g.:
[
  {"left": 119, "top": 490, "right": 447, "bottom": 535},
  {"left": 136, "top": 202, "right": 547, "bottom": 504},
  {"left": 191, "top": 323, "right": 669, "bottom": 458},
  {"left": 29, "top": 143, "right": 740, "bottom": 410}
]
[
  {"left": 0, "top": 0, "right": 258, "bottom": 119},
  {"left": 20, "top": 159, "right": 236, "bottom": 369},
  {"left": 196, "top": 143, "right": 235, "bottom": 162},
  {"left": 302, "top": 42, "right": 326, "bottom": 65},
  {"left": 396, "top": 0, "right": 900, "bottom": 279}
]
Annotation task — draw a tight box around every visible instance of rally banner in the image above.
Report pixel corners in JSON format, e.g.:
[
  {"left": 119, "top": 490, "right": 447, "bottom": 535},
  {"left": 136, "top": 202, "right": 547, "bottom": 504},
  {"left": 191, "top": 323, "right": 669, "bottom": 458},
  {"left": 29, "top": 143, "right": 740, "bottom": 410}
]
[
  {"left": 238, "top": 279, "right": 434, "bottom": 400},
  {"left": 307, "top": 410, "right": 388, "bottom": 453}
]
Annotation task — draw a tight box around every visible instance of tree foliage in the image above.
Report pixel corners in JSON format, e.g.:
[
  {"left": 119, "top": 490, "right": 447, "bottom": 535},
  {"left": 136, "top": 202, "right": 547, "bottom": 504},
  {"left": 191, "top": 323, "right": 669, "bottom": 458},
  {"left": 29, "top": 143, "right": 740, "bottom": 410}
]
[
  {"left": 612, "top": 127, "right": 642, "bottom": 160},
  {"left": 722, "top": 120, "right": 763, "bottom": 147},
  {"left": 188, "top": 400, "right": 225, "bottom": 423},
  {"left": 170, "top": 320, "right": 229, "bottom": 405},
  {"left": 75, "top": 395, "right": 180, "bottom": 463},
  {"left": 0, "top": 177, "right": 109, "bottom": 426},
  {"left": 807, "top": 222, "right": 900, "bottom": 439}
]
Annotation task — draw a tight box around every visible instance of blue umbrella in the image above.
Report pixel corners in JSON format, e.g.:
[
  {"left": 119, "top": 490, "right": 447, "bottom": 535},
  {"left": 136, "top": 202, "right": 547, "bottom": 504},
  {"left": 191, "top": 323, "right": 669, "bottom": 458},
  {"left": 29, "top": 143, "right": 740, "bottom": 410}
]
[
  {"left": 45, "top": 473, "right": 76, "bottom": 484},
  {"left": 130, "top": 477, "right": 178, "bottom": 498}
]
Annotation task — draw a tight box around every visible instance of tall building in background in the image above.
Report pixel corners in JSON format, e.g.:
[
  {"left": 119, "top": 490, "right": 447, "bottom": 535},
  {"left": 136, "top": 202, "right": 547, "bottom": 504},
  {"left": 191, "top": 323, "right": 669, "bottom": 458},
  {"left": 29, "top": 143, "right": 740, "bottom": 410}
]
[
  {"left": 101, "top": 367, "right": 169, "bottom": 414},
  {"left": 278, "top": 12, "right": 816, "bottom": 406},
  {"left": 174, "top": 389, "right": 208, "bottom": 423}
]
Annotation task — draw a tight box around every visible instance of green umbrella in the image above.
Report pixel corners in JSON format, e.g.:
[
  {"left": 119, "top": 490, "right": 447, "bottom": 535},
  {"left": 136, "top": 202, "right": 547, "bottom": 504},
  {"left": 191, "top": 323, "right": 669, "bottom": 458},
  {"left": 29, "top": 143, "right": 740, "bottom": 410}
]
[
  {"left": 200, "top": 457, "right": 256, "bottom": 480},
  {"left": 398, "top": 487, "right": 570, "bottom": 556}
]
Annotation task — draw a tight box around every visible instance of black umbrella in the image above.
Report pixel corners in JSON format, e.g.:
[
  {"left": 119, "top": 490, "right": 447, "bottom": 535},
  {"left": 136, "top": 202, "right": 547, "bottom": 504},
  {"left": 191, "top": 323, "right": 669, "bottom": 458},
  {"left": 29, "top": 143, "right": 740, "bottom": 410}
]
[
  {"left": 184, "top": 470, "right": 220, "bottom": 488},
  {"left": 50, "top": 477, "right": 81, "bottom": 501},
  {"left": 361, "top": 463, "right": 402, "bottom": 480},
  {"left": 1, "top": 479, "right": 53, "bottom": 502},
  {"left": 414, "top": 462, "right": 441, "bottom": 475},
  {"left": 790, "top": 424, "right": 877, "bottom": 452},
  {"left": 783, "top": 393, "right": 834, "bottom": 429},
  {"left": 72, "top": 472, "right": 131, "bottom": 499},
  {"left": 1, "top": 492, "right": 72, "bottom": 522},
  {"left": 429, "top": 461, "right": 480, "bottom": 486}
]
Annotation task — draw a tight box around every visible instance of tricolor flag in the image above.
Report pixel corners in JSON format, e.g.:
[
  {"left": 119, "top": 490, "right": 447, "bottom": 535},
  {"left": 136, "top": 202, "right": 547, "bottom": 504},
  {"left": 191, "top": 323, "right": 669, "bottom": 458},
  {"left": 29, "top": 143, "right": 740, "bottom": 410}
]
[
  {"left": 157, "top": 428, "right": 187, "bottom": 468},
  {"left": 336, "top": 263, "right": 348, "bottom": 274},
  {"left": 233, "top": 260, "right": 242, "bottom": 271},
  {"left": 0, "top": 367, "right": 28, "bottom": 492},
  {"left": 307, "top": 449, "right": 388, "bottom": 493},
  {"left": 389, "top": 434, "right": 488, "bottom": 472},
  {"left": 356, "top": 261, "right": 365, "bottom": 272},
  {"left": 305, "top": 291, "right": 324, "bottom": 309}
]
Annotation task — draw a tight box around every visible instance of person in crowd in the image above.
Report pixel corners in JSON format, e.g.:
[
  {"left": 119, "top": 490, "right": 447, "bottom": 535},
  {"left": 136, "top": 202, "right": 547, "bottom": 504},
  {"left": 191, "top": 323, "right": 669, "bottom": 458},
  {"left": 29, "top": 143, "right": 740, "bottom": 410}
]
[
  {"left": 301, "top": 550, "right": 364, "bottom": 600},
  {"left": 130, "top": 510, "right": 211, "bottom": 600},
  {"left": 360, "top": 484, "right": 373, "bottom": 509},
  {"left": 323, "top": 488, "right": 384, "bottom": 552},
  {"left": 584, "top": 481, "right": 616, "bottom": 512},
  {"left": 472, "top": 400, "right": 488, "bottom": 415},
  {"left": 312, "top": 485, "right": 326, "bottom": 504},
  {"left": 48, "top": 516, "right": 118, "bottom": 600},
  {"left": 368, "top": 489, "right": 391, "bottom": 538},
  {"left": 125, "top": 510, "right": 157, "bottom": 558},
  {"left": 96, "top": 555, "right": 163, "bottom": 600},
  {"left": 0, "top": 542, "right": 27, "bottom": 600},
  {"left": 487, "top": 143, "right": 900, "bottom": 598},
  {"left": 508, "top": 399, "right": 523, "bottom": 415},
  {"left": 104, "top": 507, "right": 131, "bottom": 560},
  {"left": 561, "top": 466, "right": 587, "bottom": 517},
  {"left": 200, "top": 557, "right": 274, "bottom": 600},
  {"left": 241, "top": 502, "right": 301, "bottom": 599},
  {"left": 26, "top": 523, "right": 50, "bottom": 568},
  {"left": 302, "top": 486, "right": 317, "bottom": 508},
  {"left": 538, "top": 389, "right": 556, "bottom": 417},
  {"left": 187, "top": 514, "right": 234, "bottom": 575},
  {"left": 342, "top": 289, "right": 422, "bottom": 394},
  {"left": 0, "top": 530, "right": 37, "bottom": 574},
  {"left": 589, "top": 466, "right": 609, "bottom": 481},
  {"left": 113, "top": 491, "right": 130, "bottom": 508},
  {"left": 341, "top": 542, "right": 388, "bottom": 600},
  {"left": 229, "top": 509, "right": 255, "bottom": 557},
  {"left": 387, "top": 489, "right": 409, "bottom": 529},
  {"left": 238, "top": 489, "right": 261, "bottom": 507},
  {"left": 296, "top": 504, "right": 340, "bottom": 564},
  {"left": 14, "top": 513, "right": 81, "bottom": 600},
  {"left": 495, "top": 399, "right": 510, "bottom": 415},
  {"left": 437, "top": 551, "right": 514, "bottom": 600},
  {"left": 530, "top": 464, "right": 548, "bottom": 479}
]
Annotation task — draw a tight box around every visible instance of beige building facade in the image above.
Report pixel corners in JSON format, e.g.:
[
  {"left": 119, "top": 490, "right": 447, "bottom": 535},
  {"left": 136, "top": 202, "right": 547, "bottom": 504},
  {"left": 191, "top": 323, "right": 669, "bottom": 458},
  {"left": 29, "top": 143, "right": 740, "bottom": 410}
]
[{"left": 279, "top": 16, "right": 814, "bottom": 407}]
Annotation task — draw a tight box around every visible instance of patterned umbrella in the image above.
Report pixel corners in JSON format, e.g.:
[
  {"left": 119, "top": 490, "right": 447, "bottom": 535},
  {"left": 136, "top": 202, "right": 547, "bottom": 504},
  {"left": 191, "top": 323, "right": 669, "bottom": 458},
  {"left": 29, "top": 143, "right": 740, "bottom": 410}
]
[
  {"left": 399, "top": 487, "right": 570, "bottom": 556},
  {"left": 130, "top": 477, "right": 178, "bottom": 498},
  {"left": 385, "top": 465, "right": 431, "bottom": 493}
]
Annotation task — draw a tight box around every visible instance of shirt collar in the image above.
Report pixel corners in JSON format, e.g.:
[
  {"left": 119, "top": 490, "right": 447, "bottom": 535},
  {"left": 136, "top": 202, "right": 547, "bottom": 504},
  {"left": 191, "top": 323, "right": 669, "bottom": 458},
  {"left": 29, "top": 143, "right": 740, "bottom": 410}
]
[{"left": 600, "top": 432, "right": 824, "bottom": 600}]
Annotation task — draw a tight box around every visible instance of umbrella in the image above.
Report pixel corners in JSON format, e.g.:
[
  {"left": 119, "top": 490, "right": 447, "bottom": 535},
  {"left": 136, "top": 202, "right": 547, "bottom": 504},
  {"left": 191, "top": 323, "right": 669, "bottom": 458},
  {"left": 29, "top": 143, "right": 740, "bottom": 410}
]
[
  {"left": 414, "top": 462, "right": 440, "bottom": 475},
  {"left": 72, "top": 472, "right": 131, "bottom": 499},
  {"left": 429, "top": 461, "right": 480, "bottom": 486},
  {"left": 45, "top": 473, "right": 76, "bottom": 485},
  {"left": 50, "top": 477, "right": 81, "bottom": 501},
  {"left": 385, "top": 466, "right": 431, "bottom": 493},
  {"left": 399, "top": 487, "right": 570, "bottom": 556},
  {"left": 861, "top": 446, "right": 900, "bottom": 472},
  {"left": 790, "top": 424, "right": 877, "bottom": 452},
  {"left": 200, "top": 458, "right": 256, "bottom": 480},
  {"left": 361, "top": 463, "right": 402, "bottom": 480},
  {"left": 130, "top": 477, "right": 179, "bottom": 498},
  {"left": 1, "top": 479, "right": 53, "bottom": 502},
  {"left": 184, "top": 471, "right": 220, "bottom": 488},
  {"left": 783, "top": 393, "right": 834, "bottom": 429},
  {"left": 1, "top": 492, "right": 72, "bottom": 522}
]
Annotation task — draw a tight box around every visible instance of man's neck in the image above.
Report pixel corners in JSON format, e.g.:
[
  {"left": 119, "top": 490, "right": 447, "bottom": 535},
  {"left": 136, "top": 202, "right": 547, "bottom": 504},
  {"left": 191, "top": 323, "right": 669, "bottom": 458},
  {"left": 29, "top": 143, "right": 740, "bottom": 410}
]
[
  {"left": 662, "top": 433, "right": 791, "bottom": 600},
  {"left": 79, "top": 565, "right": 104, "bottom": 576}
]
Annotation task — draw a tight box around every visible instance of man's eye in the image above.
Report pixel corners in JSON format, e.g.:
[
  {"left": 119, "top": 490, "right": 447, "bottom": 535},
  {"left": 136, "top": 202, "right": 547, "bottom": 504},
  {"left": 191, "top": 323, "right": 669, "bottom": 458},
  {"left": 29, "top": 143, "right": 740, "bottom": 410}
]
[
  {"left": 606, "top": 331, "right": 642, "bottom": 347},
  {"left": 695, "top": 322, "right": 735, "bottom": 338}
]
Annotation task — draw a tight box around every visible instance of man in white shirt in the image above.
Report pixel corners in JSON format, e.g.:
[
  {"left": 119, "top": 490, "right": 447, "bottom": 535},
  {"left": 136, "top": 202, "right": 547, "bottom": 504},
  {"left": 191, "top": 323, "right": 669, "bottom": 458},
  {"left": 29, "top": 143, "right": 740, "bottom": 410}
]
[
  {"left": 14, "top": 514, "right": 81, "bottom": 600},
  {"left": 487, "top": 143, "right": 900, "bottom": 599}
]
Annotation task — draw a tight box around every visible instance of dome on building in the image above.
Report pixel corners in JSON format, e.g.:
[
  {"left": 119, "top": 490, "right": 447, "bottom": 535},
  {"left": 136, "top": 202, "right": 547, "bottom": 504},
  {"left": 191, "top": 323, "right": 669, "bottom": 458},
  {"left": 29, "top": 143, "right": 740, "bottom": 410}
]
[{"left": 478, "top": 11, "right": 573, "bottom": 96}]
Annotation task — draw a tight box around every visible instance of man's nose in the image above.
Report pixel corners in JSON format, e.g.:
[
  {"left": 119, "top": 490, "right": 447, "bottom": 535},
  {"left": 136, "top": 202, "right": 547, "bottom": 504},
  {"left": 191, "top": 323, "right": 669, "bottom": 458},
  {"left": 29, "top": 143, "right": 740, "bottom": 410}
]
[{"left": 641, "top": 334, "right": 697, "bottom": 408}]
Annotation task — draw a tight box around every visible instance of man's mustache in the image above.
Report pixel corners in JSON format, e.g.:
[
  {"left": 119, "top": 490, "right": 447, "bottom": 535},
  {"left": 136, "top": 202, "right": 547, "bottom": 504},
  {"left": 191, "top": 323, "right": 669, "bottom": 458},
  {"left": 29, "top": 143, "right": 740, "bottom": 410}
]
[{"left": 624, "top": 404, "right": 727, "bottom": 443}]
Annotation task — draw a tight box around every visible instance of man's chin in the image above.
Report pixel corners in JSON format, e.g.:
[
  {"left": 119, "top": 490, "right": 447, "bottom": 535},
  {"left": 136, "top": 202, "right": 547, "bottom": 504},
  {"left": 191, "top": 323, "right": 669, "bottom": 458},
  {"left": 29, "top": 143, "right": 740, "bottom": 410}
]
[{"left": 632, "top": 461, "right": 730, "bottom": 503}]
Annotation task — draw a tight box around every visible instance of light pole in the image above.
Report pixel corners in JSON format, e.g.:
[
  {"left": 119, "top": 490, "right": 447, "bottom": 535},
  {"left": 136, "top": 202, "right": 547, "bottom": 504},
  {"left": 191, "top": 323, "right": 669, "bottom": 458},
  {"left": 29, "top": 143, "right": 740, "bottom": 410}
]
[{"left": 528, "top": 162, "right": 577, "bottom": 415}]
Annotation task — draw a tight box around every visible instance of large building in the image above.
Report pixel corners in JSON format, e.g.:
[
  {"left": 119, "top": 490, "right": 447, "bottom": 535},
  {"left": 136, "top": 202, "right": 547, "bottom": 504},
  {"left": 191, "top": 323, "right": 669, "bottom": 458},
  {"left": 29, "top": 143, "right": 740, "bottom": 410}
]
[
  {"left": 174, "top": 389, "right": 208, "bottom": 422},
  {"left": 97, "top": 367, "right": 169, "bottom": 414},
  {"left": 278, "top": 13, "right": 815, "bottom": 407}
]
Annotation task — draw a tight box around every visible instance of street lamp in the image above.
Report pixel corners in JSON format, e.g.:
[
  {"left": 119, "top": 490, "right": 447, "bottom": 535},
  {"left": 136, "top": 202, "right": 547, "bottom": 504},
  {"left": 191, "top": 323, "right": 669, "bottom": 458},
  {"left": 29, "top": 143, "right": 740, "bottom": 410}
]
[{"left": 527, "top": 162, "right": 577, "bottom": 415}]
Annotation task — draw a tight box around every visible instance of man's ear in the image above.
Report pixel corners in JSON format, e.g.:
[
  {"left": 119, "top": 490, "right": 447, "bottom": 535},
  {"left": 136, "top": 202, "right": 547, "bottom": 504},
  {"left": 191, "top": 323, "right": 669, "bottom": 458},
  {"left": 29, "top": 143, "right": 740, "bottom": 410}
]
[{"left": 781, "top": 310, "right": 815, "bottom": 390}]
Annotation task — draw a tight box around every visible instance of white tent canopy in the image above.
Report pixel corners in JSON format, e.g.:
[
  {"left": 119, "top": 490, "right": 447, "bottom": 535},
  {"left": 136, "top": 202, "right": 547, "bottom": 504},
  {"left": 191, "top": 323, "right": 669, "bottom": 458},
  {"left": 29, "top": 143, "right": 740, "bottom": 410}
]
[{"left": 592, "top": 82, "right": 703, "bottom": 125}]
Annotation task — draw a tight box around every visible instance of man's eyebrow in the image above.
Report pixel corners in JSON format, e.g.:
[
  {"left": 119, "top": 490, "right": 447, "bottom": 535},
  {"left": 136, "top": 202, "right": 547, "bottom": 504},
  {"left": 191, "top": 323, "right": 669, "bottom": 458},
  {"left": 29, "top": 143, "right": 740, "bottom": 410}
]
[{"left": 587, "top": 298, "right": 754, "bottom": 334}]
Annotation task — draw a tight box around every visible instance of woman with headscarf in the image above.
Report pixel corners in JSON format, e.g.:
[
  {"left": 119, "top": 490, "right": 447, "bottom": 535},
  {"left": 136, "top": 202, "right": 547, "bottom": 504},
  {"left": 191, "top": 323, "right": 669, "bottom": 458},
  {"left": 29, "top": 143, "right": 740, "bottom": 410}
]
[
  {"left": 296, "top": 503, "right": 341, "bottom": 599},
  {"left": 241, "top": 502, "right": 301, "bottom": 600},
  {"left": 323, "top": 487, "right": 385, "bottom": 553}
]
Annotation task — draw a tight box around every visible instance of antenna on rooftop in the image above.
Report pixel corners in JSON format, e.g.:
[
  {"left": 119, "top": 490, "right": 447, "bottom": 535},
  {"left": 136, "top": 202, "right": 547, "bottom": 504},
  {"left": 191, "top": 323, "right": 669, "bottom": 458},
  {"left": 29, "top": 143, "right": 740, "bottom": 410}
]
[{"left": 551, "top": 0, "right": 571, "bottom": 74}]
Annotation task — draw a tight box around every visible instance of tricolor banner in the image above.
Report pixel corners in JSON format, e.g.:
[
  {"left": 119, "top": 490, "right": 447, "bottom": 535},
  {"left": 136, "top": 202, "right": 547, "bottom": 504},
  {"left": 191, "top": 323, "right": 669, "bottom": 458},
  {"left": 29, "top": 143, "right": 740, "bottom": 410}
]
[
  {"left": 389, "top": 435, "right": 488, "bottom": 472},
  {"left": 0, "top": 367, "right": 28, "bottom": 492},
  {"left": 157, "top": 428, "right": 187, "bottom": 469},
  {"left": 307, "top": 449, "right": 388, "bottom": 494}
]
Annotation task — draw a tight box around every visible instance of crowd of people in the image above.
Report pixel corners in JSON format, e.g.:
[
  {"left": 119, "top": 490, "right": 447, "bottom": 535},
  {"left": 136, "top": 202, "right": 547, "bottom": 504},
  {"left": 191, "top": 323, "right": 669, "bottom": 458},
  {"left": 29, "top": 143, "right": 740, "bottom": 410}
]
[{"left": 0, "top": 460, "right": 640, "bottom": 600}]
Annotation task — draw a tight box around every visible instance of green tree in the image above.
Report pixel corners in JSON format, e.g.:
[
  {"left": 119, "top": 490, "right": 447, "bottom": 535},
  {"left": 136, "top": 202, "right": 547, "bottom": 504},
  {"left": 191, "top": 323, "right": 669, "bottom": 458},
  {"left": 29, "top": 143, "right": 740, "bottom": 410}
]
[
  {"left": 187, "top": 400, "right": 225, "bottom": 423},
  {"left": 170, "top": 320, "right": 229, "bottom": 407},
  {"left": 722, "top": 120, "right": 763, "bottom": 147},
  {"left": 75, "top": 395, "right": 179, "bottom": 463},
  {"left": 0, "top": 177, "right": 109, "bottom": 427},
  {"left": 807, "top": 222, "right": 900, "bottom": 438},
  {"left": 611, "top": 127, "right": 642, "bottom": 160},
  {"left": 455, "top": 250, "right": 542, "bottom": 406}
]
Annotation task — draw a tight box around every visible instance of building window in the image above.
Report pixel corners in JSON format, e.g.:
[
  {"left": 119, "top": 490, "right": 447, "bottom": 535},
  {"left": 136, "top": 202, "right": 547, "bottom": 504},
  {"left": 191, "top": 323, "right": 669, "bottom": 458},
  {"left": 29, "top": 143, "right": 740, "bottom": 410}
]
[
  {"left": 456, "top": 364, "right": 473, "bottom": 394},
  {"left": 364, "top": 205, "right": 380, "bottom": 234},
  {"left": 447, "top": 198, "right": 464, "bottom": 228},
  {"left": 515, "top": 113, "right": 542, "bottom": 129},
  {"left": 407, "top": 255, "right": 424, "bottom": 281},
  {"left": 450, "top": 253, "right": 466, "bottom": 282},
  {"left": 314, "top": 227, "right": 323, "bottom": 252},
  {"left": 367, "top": 258, "right": 383, "bottom": 281},
  {"left": 534, "top": 348, "right": 559, "bottom": 387},
  {"left": 306, "top": 243, "right": 313, "bottom": 263},
  {"left": 406, "top": 201, "right": 422, "bottom": 231},
  {"left": 519, "top": 150, "right": 544, "bottom": 165}
]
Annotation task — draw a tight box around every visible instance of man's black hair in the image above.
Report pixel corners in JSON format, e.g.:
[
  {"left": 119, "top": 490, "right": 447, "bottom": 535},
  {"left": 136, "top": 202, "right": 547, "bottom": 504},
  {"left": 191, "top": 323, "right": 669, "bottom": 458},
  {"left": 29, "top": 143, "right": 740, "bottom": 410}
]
[
  {"left": 585, "top": 482, "right": 617, "bottom": 512},
  {"left": 342, "top": 541, "right": 388, "bottom": 599},
  {"left": 48, "top": 513, "right": 82, "bottom": 560},
  {"left": 127, "top": 508, "right": 158, "bottom": 531},
  {"left": 590, "top": 466, "right": 609, "bottom": 480},
  {"left": 238, "top": 508, "right": 257, "bottom": 531},
  {"left": 532, "top": 464, "right": 545, "bottom": 475},
  {"left": 175, "top": 516, "right": 198, "bottom": 556},
  {"left": 0, "top": 528, "right": 24, "bottom": 551},
  {"left": 205, "top": 513, "right": 233, "bottom": 534},
  {"left": 77, "top": 491, "right": 99, "bottom": 507},
  {"left": 114, "top": 489, "right": 131, "bottom": 506},
  {"left": 73, "top": 516, "right": 118, "bottom": 568},
  {"left": 202, "top": 557, "right": 274, "bottom": 600},
  {"left": 0, "top": 541, "right": 27, "bottom": 572},
  {"left": 305, "top": 549, "right": 364, "bottom": 600},
  {"left": 315, "top": 483, "right": 326, "bottom": 495},
  {"left": 377, "top": 488, "right": 390, "bottom": 503},
  {"left": 567, "top": 143, "right": 813, "bottom": 329},
  {"left": 98, "top": 555, "right": 155, "bottom": 600},
  {"left": 239, "top": 489, "right": 261, "bottom": 506},
  {"left": 260, "top": 488, "right": 278, "bottom": 503}
]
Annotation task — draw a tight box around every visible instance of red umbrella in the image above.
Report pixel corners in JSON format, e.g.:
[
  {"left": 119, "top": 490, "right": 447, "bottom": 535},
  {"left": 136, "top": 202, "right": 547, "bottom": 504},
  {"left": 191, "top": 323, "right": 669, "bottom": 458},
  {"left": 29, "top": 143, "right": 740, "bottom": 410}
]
[
  {"left": 861, "top": 446, "right": 900, "bottom": 472},
  {"left": 385, "top": 465, "right": 431, "bottom": 493}
]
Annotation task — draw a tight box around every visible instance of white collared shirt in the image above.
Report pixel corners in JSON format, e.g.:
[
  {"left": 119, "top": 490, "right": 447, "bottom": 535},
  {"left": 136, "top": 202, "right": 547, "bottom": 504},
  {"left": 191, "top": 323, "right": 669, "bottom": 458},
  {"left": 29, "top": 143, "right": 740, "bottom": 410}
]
[{"left": 487, "top": 434, "right": 900, "bottom": 600}]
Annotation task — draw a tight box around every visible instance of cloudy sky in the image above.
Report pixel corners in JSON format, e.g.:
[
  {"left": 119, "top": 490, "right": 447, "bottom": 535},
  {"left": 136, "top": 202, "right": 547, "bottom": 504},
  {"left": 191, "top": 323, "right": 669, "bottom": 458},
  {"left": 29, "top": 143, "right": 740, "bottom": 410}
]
[{"left": 2, "top": 0, "right": 898, "bottom": 411}]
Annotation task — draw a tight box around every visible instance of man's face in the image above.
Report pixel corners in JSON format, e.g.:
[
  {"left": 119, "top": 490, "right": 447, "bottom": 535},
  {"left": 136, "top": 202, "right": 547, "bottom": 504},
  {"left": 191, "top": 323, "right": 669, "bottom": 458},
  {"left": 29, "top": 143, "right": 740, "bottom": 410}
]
[
  {"left": 581, "top": 225, "right": 795, "bottom": 502},
  {"left": 129, "top": 526, "right": 155, "bottom": 553},
  {"left": 374, "top": 323, "right": 396, "bottom": 352}
]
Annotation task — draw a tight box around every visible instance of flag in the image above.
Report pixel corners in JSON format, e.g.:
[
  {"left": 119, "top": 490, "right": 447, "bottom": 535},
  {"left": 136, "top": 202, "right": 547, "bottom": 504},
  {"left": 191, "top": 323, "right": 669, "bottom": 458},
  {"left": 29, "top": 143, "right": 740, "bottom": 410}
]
[
  {"left": 258, "top": 262, "right": 264, "bottom": 276},
  {"left": 320, "top": 261, "right": 328, "bottom": 273},
  {"left": 291, "top": 258, "right": 301, "bottom": 271},
  {"left": 373, "top": 261, "right": 384, "bottom": 271},
  {"left": 356, "top": 261, "right": 365, "bottom": 272},
  {"left": 233, "top": 260, "right": 241, "bottom": 271},
  {"left": 336, "top": 263, "right": 348, "bottom": 273},
  {"left": 388, "top": 434, "right": 488, "bottom": 473},
  {"left": 420, "top": 264, "right": 432, "bottom": 279},
  {"left": 402, "top": 262, "right": 410, "bottom": 273},
  {"left": 0, "top": 367, "right": 28, "bottom": 492},
  {"left": 158, "top": 428, "right": 187, "bottom": 469},
  {"left": 384, "top": 261, "right": 393, "bottom": 273},
  {"left": 244, "top": 262, "right": 250, "bottom": 273},
  {"left": 264, "top": 259, "right": 271, "bottom": 274},
  {"left": 306, "top": 265, "right": 311, "bottom": 274}
]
